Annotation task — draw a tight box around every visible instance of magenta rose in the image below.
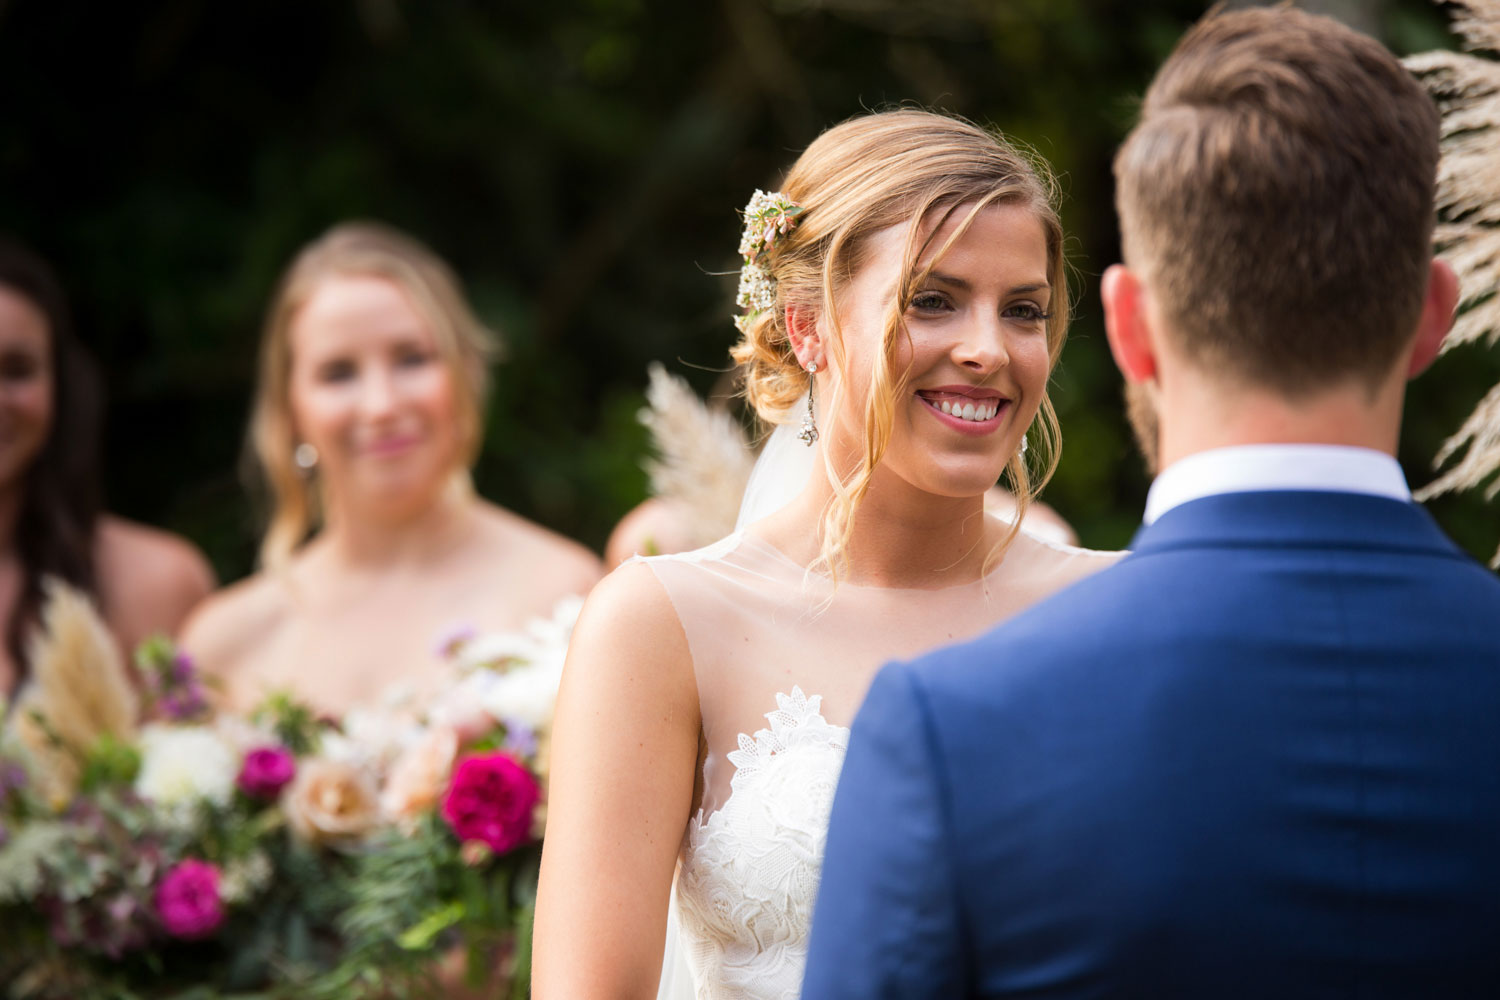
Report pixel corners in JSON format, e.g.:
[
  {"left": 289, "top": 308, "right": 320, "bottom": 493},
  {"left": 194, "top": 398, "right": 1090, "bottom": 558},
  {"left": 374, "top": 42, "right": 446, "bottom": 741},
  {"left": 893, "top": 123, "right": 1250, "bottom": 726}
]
[
  {"left": 154, "top": 859, "right": 225, "bottom": 940},
  {"left": 440, "top": 753, "right": 541, "bottom": 854},
  {"left": 237, "top": 746, "right": 296, "bottom": 800}
]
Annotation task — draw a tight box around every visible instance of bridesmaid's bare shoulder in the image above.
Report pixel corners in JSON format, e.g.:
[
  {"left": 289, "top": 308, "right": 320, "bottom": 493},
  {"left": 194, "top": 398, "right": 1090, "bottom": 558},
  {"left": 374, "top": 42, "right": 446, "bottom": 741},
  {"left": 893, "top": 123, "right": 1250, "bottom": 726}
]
[
  {"left": 472, "top": 501, "right": 605, "bottom": 600},
  {"left": 95, "top": 515, "right": 215, "bottom": 649},
  {"left": 177, "top": 566, "right": 293, "bottom": 676}
]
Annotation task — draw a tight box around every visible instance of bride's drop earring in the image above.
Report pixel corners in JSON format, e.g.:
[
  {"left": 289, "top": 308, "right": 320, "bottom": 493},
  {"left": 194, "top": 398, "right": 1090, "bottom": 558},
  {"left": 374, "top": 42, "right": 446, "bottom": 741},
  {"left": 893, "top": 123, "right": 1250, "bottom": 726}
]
[
  {"left": 798, "top": 363, "right": 819, "bottom": 446},
  {"left": 1019, "top": 434, "right": 1028, "bottom": 456}
]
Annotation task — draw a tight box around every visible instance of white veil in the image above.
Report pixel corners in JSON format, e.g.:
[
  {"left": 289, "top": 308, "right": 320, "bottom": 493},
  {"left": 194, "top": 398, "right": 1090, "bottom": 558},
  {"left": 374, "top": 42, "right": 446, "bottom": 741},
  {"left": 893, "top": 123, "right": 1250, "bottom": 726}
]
[{"left": 734, "top": 395, "right": 819, "bottom": 531}]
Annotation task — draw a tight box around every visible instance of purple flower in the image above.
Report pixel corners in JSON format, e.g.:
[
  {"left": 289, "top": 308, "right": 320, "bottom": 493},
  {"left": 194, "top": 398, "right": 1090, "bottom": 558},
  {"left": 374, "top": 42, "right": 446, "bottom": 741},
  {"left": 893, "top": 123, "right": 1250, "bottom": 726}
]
[
  {"left": 0, "top": 758, "right": 26, "bottom": 811},
  {"left": 154, "top": 859, "right": 225, "bottom": 940},
  {"left": 433, "top": 622, "right": 477, "bottom": 658},
  {"left": 237, "top": 746, "right": 296, "bottom": 800},
  {"left": 502, "top": 720, "right": 538, "bottom": 758},
  {"left": 171, "top": 651, "right": 196, "bottom": 683},
  {"left": 160, "top": 681, "right": 207, "bottom": 721}
]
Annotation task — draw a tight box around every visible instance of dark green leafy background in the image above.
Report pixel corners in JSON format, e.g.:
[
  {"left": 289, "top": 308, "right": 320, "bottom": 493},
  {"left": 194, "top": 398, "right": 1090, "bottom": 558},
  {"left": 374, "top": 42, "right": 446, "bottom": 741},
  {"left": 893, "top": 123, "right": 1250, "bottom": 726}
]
[{"left": 1, "top": 0, "right": 1492, "bottom": 580}]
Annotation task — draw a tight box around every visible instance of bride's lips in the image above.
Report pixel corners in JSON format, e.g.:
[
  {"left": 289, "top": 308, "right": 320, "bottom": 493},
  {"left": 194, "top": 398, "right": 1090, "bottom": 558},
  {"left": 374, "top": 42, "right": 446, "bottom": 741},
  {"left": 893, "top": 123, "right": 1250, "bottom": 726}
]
[{"left": 915, "top": 385, "right": 1010, "bottom": 436}]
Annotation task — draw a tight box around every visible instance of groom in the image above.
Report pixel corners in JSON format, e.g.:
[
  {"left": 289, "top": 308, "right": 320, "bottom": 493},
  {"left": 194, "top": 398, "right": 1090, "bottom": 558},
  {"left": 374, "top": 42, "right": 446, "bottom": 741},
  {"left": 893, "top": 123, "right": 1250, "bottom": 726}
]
[{"left": 803, "top": 7, "right": 1500, "bottom": 999}]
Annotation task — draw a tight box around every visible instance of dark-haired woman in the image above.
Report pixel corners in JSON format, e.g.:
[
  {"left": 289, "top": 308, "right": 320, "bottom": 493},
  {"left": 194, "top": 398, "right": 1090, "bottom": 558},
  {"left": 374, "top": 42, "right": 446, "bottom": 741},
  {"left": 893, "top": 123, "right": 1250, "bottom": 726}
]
[{"left": 0, "top": 238, "right": 214, "bottom": 702}]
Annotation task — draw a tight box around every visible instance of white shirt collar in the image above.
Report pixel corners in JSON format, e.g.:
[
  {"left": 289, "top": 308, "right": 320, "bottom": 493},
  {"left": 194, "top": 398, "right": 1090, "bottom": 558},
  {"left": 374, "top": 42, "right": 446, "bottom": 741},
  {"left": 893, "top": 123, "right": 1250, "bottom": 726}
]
[{"left": 1143, "top": 444, "right": 1411, "bottom": 525}]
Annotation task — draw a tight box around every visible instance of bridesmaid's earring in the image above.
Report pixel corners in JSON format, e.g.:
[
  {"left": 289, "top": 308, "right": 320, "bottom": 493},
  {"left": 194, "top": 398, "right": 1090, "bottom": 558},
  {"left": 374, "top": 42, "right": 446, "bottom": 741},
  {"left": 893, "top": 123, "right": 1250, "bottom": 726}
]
[
  {"left": 798, "top": 363, "right": 820, "bottom": 447},
  {"left": 294, "top": 442, "right": 319, "bottom": 474},
  {"left": 1019, "top": 434, "right": 1029, "bottom": 456}
]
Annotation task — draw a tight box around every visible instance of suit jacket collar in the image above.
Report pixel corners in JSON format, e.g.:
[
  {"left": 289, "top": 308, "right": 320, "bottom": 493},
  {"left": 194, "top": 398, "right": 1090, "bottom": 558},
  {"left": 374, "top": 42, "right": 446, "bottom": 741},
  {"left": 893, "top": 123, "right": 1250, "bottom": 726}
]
[{"left": 1129, "top": 490, "right": 1470, "bottom": 562}]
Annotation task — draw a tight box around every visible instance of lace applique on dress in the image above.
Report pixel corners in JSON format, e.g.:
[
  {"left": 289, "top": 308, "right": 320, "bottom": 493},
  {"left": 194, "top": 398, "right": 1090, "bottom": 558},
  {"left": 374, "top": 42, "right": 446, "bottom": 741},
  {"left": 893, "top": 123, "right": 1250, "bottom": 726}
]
[{"left": 675, "top": 688, "right": 849, "bottom": 1000}]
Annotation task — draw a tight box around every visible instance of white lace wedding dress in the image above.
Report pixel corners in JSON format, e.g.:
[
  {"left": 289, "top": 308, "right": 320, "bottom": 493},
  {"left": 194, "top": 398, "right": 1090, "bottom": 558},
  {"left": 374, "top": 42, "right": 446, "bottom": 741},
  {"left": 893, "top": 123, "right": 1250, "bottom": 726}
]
[{"left": 639, "top": 527, "right": 1113, "bottom": 1000}]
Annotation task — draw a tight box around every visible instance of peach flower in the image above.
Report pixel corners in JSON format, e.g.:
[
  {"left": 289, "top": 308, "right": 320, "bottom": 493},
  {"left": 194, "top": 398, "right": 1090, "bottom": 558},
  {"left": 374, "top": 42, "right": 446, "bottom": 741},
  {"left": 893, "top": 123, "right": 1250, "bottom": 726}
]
[
  {"left": 381, "top": 725, "right": 460, "bottom": 822},
  {"left": 282, "top": 758, "right": 379, "bottom": 847}
]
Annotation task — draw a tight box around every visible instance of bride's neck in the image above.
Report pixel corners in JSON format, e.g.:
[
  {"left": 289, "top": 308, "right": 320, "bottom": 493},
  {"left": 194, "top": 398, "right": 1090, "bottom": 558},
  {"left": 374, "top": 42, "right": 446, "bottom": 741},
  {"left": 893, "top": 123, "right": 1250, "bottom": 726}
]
[
  {"left": 318, "top": 485, "right": 476, "bottom": 569},
  {"left": 777, "top": 462, "right": 994, "bottom": 589}
]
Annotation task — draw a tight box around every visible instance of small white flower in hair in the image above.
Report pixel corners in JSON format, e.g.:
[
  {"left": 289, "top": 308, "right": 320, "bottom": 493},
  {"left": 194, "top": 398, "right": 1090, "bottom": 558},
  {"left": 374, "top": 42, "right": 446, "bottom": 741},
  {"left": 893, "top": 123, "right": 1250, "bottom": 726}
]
[{"left": 733, "top": 189, "right": 804, "bottom": 333}]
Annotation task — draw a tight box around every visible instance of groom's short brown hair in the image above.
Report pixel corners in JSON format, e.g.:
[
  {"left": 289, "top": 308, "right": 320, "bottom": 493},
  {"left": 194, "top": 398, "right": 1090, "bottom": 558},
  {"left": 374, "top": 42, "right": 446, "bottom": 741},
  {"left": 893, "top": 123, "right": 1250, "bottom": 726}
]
[{"left": 1114, "top": 6, "right": 1439, "bottom": 395}]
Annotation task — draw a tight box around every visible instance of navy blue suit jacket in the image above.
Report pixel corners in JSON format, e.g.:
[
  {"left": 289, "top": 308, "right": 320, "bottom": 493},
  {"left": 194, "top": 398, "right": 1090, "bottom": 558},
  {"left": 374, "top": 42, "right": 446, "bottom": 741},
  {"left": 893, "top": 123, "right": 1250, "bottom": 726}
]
[{"left": 803, "top": 491, "right": 1500, "bottom": 999}]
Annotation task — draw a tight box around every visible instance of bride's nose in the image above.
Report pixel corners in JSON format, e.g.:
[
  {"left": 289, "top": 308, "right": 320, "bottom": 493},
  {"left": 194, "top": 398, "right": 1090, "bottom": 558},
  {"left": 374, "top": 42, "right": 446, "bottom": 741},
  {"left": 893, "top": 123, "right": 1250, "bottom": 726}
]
[{"left": 950, "top": 311, "right": 1009, "bottom": 373}]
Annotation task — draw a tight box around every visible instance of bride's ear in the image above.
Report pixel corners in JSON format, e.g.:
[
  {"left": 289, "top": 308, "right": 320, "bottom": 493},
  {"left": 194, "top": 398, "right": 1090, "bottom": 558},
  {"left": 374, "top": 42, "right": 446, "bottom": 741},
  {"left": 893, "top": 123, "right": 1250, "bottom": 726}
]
[{"left": 785, "top": 304, "right": 824, "bottom": 370}]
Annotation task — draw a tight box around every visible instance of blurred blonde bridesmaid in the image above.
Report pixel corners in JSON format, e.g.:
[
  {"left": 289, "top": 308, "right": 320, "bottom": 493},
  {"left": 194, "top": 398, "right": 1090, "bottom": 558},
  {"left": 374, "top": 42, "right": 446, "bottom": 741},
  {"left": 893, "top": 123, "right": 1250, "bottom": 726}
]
[{"left": 182, "top": 223, "right": 601, "bottom": 714}]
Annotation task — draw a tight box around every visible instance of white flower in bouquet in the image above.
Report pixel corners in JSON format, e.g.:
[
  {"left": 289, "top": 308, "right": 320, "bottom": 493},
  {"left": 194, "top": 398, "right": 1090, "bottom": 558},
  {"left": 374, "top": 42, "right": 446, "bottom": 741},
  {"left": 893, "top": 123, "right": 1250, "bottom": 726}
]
[
  {"left": 320, "top": 707, "right": 420, "bottom": 775},
  {"left": 434, "top": 596, "right": 582, "bottom": 734},
  {"left": 427, "top": 672, "right": 503, "bottom": 743},
  {"left": 218, "top": 850, "right": 273, "bottom": 905},
  {"left": 134, "top": 724, "right": 238, "bottom": 809},
  {"left": 476, "top": 659, "right": 564, "bottom": 730},
  {"left": 452, "top": 596, "right": 583, "bottom": 676},
  {"left": 212, "top": 714, "right": 279, "bottom": 756}
]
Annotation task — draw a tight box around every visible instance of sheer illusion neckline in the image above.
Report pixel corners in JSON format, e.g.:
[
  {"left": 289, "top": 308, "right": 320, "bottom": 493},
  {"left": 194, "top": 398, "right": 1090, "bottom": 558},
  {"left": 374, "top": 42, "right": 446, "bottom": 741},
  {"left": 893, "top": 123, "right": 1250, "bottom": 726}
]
[{"left": 737, "top": 526, "right": 1014, "bottom": 594}]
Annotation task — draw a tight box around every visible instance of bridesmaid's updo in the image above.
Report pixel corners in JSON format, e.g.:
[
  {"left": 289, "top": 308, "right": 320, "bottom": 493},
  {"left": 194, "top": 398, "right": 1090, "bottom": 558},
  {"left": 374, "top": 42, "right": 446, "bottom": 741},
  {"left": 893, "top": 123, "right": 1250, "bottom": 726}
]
[
  {"left": 729, "top": 109, "right": 1069, "bottom": 572},
  {"left": 249, "top": 222, "right": 499, "bottom": 569}
]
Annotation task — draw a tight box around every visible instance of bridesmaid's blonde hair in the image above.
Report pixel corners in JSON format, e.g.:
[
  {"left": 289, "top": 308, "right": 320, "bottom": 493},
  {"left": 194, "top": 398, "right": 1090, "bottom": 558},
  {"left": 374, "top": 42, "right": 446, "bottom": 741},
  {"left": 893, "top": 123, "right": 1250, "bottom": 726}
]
[
  {"left": 731, "top": 109, "right": 1069, "bottom": 578},
  {"left": 248, "top": 222, "right": 499, "bottom": 569}
]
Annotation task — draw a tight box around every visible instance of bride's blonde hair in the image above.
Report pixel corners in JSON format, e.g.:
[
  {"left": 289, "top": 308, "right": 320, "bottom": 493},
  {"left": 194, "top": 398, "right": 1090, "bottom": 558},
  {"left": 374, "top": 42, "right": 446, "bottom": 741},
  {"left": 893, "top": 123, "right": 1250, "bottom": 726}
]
[
  {"left": 248, "top": 222, "right": 499, "bottom": 570},
  {"left": 731, "top": 108, "right": 1069, "bottom": 578}
]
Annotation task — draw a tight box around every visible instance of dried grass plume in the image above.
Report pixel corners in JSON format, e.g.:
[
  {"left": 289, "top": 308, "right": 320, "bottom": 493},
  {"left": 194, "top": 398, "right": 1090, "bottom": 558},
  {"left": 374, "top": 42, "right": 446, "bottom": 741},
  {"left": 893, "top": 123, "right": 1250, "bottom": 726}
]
[
  {"left": 639, "top": 363, "right": 755, "bottom": 547},
  {"left": 1405, "top": 1, "right": 1500, "bottom": 563},
  {"left": 7, "top": 579, "right": 139, "bottom": 805}
]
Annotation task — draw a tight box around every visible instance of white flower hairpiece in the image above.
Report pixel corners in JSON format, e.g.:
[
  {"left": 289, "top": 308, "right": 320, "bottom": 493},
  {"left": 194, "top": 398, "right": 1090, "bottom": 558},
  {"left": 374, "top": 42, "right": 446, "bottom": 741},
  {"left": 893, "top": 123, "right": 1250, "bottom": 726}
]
[{"left": 733, "top": 189, "right": 804, "bottom": 333}]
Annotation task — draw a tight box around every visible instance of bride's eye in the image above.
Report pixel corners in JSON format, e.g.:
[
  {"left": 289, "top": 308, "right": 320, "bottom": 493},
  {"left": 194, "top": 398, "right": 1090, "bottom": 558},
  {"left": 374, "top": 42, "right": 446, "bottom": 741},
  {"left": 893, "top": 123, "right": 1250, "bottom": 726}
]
[
  {"left": 1004, "top": 302, "right": 1051, "bottom": 324},
  {"left": 910, "top": 291, "right": 952, "bottom": 313}
]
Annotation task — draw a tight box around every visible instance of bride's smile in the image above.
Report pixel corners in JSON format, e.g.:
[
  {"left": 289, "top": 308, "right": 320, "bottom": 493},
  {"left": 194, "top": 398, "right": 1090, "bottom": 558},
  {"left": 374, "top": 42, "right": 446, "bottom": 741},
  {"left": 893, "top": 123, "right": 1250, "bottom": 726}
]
[{"left": 916, "top": 387, "right": 1008, "bottom": 429}]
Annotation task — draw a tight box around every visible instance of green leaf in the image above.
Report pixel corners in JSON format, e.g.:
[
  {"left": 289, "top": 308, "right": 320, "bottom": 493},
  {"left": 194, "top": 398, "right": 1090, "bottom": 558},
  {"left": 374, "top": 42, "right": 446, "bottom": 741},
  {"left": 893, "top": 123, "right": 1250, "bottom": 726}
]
[{"left": 396, "top": 901, "right": 466, "bottom": 951}]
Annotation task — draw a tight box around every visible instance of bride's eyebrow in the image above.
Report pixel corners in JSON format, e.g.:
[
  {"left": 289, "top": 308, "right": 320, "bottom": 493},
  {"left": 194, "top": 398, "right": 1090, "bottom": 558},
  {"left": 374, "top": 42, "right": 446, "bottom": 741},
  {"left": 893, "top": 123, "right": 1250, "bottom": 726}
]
[
  {"left": 925, "top": 272, "right": 1051, "bottom": 297},
  {"left": 926, "top": 271, "right": 971, "bottom": 290}
]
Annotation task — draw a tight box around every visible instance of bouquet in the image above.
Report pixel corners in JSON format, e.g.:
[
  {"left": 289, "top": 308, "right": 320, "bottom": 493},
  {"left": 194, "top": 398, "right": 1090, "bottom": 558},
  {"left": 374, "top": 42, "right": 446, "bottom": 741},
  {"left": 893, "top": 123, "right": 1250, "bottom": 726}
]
[{"left": 0, "top": 581, "right": 581, "bottom": 1000}]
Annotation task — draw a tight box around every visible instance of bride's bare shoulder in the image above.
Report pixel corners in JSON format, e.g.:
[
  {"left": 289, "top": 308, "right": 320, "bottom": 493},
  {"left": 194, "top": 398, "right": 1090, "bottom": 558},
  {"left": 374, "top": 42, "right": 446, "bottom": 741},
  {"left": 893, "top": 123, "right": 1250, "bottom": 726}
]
[
  {"left": 571, "top": 559, "right": 683, "bottom": 656},
  {"left": 559, "top": 558, "right": 697, "bottom": 718},
  {"left": 1004, "top": 524, "right": 1126, "bottom": 592}
]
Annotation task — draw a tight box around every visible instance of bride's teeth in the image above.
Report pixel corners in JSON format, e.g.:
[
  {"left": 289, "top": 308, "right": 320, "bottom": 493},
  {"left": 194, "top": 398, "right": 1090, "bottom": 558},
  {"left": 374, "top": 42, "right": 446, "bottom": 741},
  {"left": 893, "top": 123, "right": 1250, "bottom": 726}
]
[
  {"left": 940, "top": 400, "right": 953, "bottom": 414},
  {"left": 961, "top": 402, "right": 975, "bottom": 420}
]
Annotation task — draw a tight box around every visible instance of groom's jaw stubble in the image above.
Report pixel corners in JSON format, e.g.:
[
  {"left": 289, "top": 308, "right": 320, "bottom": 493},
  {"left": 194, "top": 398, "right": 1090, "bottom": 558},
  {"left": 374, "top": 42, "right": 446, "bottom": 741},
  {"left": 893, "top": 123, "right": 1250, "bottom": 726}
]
[{"left": 1125, "top": 381, "right": 1160, "bottom": 477}]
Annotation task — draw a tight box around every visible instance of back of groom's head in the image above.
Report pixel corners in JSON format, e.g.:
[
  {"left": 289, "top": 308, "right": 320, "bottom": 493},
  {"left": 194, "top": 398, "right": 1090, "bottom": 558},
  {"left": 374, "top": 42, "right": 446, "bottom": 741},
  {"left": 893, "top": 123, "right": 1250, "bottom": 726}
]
[{"left": 1114, "top": 6, "right": 1439, "bottom": 396}]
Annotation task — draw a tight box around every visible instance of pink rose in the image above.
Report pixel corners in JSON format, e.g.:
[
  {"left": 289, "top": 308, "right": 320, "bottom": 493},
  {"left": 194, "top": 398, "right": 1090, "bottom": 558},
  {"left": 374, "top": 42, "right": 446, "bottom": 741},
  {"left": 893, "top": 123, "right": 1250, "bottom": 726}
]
[
  {"left": 440, "top": 753, "right": 540, "bottom": 854},
  {"left": 155, "top": 859, "right": 225, "bottom": 940},
  {"left": 237, "top": 746, "right": 296, "bottom": 800}
]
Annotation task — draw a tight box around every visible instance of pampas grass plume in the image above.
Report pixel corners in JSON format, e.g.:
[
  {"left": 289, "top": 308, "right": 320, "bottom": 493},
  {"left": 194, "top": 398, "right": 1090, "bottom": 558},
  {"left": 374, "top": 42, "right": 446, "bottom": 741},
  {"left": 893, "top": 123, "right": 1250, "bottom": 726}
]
[
  {"left": 640, "top": 363, "right": 755, "bottom": 547},
  {"left": 10, "top": 579, "right": 139, "bottom": 805},
  {"left": 1405, "top": 0, "right": 1500, "bottom": 564}
]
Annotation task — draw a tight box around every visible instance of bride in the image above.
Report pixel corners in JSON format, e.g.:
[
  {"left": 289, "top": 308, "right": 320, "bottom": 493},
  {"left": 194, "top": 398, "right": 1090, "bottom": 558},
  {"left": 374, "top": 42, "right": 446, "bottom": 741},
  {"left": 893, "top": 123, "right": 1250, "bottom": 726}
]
[{"left": 533, "top": 109, "right": 1119, "bottom": 998}]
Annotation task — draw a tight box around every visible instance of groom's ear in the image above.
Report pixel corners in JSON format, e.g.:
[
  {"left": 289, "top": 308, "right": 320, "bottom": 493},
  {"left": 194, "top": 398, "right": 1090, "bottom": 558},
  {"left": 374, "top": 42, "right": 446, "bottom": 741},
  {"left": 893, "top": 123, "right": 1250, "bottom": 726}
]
[
  {"left": 785, "top": 304, "right": 824, "bottom": 369},
  {"left": 1406, "top": 257, "right": 1459, "bottom": 379},
  {"left": 1101, "top": 264, "right": 1157, "bottom": 383}
]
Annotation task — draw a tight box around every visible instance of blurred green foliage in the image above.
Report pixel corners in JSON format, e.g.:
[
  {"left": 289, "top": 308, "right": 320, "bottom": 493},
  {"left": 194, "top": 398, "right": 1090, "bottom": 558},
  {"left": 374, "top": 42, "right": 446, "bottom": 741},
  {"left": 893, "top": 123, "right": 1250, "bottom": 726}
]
[{"left": 0, "top": 0, "right": 1494, "bottom": 581}]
